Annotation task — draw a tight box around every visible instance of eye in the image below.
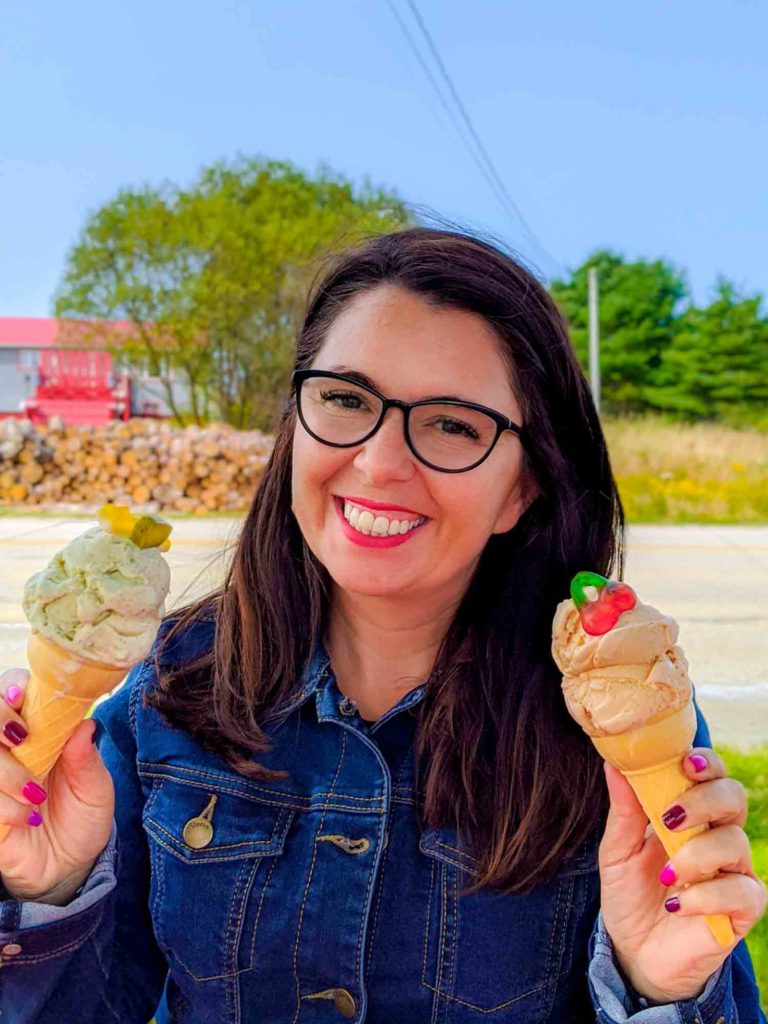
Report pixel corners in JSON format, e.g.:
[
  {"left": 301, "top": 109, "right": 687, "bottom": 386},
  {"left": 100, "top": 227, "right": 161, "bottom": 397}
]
[
  {"left": 319, "top": 389, "right": 371, "bottom": 410},
  {"left": 430, "top": 416, "right": 480, "bottom": 440}
]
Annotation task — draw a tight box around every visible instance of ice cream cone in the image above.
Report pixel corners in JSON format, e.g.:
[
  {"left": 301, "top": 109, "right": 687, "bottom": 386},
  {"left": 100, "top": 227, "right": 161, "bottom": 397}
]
[
  {"left": 593, "top": 703, "right": 734, "bottom": 947},
  {"left": 0, "top": 633, "right": 127, "bottom": 842}
]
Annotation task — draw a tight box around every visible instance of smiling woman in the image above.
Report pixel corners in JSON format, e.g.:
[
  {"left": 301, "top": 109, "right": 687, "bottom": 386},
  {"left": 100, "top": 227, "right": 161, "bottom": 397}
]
[{"left": 0, "top": 228, "right": 763, "bottom": 1024}]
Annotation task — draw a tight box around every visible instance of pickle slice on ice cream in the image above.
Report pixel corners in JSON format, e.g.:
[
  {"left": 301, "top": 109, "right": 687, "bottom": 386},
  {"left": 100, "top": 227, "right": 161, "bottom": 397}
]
[
  {"left": 98, "top": 503, "right": 173, "bottom": 550},
  {"left": 130, "top": 515, "right": 172, "bottom": 549}
]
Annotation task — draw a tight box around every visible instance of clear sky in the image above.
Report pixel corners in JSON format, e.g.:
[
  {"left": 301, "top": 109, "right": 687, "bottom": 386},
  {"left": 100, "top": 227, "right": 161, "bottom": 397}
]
[{"left": 1, "top": 0, "right": 765, "bottom": 316}]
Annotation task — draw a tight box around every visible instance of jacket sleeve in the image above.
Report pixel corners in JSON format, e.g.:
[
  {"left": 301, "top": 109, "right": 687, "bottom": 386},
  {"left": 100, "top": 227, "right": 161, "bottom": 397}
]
[
  {"left": 586, "top": 695, "right": 766, "bottom": 1023},
  {"left": 0, "top": 664, "right": 168, "bottom": 1023}
]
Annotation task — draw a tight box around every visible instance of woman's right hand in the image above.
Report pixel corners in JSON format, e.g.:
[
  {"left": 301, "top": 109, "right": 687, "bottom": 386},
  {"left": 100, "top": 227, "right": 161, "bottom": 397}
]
[{"left": 0, "top": 668, "right": 115, "bottom": 905}]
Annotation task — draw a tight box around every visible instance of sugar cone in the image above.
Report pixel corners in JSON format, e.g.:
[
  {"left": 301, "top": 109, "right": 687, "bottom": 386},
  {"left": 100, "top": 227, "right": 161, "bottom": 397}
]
[
  {"left": 0, "top": 633, "right": 127, "bottom": 841},
  {"left": 593, "top": 702, "right": 734, "bottom": 947}
]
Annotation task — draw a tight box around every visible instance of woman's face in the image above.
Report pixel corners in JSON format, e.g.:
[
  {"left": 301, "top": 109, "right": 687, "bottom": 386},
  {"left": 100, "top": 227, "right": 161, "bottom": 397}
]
[{"left": 291, "top": 284, "right": 528, "bottom": 602}]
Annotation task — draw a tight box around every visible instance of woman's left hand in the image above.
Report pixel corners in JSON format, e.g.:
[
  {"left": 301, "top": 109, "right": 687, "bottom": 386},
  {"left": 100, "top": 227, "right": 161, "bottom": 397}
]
[{"left": 599, "top": 747, "right": 767, "bottom": 1004}]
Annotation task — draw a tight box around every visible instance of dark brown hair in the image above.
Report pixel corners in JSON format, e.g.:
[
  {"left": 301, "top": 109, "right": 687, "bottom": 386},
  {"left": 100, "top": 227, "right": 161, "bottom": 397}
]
[{"left": 146, "top": 227, "right": 624, "bottom": 893}]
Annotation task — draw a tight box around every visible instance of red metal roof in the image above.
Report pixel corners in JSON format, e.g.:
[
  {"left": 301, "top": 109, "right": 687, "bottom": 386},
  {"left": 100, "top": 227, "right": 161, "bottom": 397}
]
[{"left": 0, "top": 317, "right": 137, "bottom": 349}]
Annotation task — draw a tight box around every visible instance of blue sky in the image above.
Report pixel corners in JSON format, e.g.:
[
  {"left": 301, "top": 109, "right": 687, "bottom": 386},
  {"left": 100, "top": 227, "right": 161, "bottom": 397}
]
[{"left": 1, "top": 0, "right": 765, "bottom": 315}]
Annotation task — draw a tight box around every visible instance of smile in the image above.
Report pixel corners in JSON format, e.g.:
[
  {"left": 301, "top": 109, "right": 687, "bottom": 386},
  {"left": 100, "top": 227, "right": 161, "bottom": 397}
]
[{"left": 342, "top": 499, "right": 428, "bottom": 537}]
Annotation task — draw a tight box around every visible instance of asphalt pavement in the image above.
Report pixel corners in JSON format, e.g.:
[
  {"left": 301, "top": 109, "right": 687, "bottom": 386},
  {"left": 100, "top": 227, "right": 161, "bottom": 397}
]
[{"left": 1, "top": 516, "right": 766, "bottom": 747}]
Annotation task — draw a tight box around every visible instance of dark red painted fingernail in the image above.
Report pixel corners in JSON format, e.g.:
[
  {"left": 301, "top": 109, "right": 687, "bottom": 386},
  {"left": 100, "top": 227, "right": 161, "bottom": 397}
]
[
  {"left": 22, "top": 781, "right": 47, "bottom": 805},
  {"left": 661, "top": 805, "right": 686, "bottom": 829},
  {"left": 27, "top": 811, "right": 43, "bottom": 827},
  {"left": 3, "top": 722, "right": 28, "bottom": 746},
  {"left": 664, "top": 896, "right": 681, "bottom": 913},
  {"left": 659, "top": 863, "right": 677, "bottom": 886},
  {"left": 689, "top": 754, "right": 708, "bottom": 772},
  {"left": 5, "top": 685, "right": 23, "bottom": 707}
]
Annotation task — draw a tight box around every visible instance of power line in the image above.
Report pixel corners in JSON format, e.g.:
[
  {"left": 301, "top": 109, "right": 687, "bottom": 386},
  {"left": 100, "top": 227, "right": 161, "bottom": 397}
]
[
  {"left": 386, "top": 0, "right": 563, "bottom": 277},
  {"left": 384, "top": 0, "right": 515, "bottom": 225}
]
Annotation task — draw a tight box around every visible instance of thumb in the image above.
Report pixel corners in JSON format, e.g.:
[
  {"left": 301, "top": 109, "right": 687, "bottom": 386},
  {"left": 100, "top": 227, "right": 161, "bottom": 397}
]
[
  {"left": 600, "top": 761, "right": 651, "bottom": 867},
  {"left": 58, "top": 719, "right": 104, "bottom": 796}
]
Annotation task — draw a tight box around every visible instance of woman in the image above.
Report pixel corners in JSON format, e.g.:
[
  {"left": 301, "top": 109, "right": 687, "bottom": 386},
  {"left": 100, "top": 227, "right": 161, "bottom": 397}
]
[{"left": 0, "top": 228, "right": 764, "bottom": 1023}]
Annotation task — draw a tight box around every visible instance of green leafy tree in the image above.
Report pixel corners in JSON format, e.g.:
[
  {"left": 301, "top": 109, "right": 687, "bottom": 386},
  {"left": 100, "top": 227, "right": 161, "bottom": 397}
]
[
  {"left": 645, "top": 280, "right": 768, "bottom": 420},
  {"left": 54, "top": 157, "right": 412, "bottom": 429},
  {"left": 550, "top": 251, "right": 688, "bottom": 413}
]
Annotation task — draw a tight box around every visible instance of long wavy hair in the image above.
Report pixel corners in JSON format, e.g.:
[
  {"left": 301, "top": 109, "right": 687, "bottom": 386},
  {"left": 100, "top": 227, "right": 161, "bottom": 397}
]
[{"left": 146, "top": 227, "right": 624, "bottom": 894}]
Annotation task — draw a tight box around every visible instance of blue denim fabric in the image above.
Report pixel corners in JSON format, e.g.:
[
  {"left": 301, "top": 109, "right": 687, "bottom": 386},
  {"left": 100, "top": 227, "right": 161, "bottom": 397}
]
[{"left": 0, "top": 619, "right": 764, "bottom": 1023}]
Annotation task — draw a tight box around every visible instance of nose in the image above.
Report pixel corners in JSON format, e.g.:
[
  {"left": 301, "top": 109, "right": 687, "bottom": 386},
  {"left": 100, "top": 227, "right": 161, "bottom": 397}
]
[{"left": 353, "top": 407, "right": 416, "bottom": 483}]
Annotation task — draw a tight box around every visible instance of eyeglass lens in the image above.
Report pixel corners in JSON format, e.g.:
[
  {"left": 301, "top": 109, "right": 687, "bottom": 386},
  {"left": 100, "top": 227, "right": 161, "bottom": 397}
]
[{"left": 299, "top": 376, "right": 498, "bottom": 471}]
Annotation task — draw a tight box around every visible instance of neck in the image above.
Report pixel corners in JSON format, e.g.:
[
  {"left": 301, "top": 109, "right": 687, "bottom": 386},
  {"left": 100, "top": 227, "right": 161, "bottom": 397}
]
[{"left": 326, "top": 587, "right": 461, "bottom": 721}]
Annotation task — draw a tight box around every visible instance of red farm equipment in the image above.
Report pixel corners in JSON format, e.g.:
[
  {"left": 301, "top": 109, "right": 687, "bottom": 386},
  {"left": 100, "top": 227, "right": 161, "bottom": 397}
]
[{"left": 23, "top": 349, "right": 132, "bottom": 427}]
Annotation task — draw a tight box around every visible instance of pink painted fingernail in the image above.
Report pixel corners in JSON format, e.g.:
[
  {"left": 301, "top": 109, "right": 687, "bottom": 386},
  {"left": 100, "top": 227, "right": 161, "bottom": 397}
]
[
  {"left": 27, "top": 811, "right": 43, "bottom": 827},
  {"left": 22, "top": 781, "right": 47, "bottom": 805},
  {"left": 5, "top": 685, "right": 23, "bottom": 707},
  {"left": 689, "top": 754, "right": 708, "bottom": 772},
  {"left": 659, "top": 863, "right": 677, "bottom": 886},
  {"left": 664, "top": 896, "right": 681, "bottom": 913}
]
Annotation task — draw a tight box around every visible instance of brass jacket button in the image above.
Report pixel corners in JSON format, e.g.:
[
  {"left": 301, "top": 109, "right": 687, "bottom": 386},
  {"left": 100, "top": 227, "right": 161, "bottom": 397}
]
[
  {"left": 1, "top": 944, "right": 21, "bottom": 956},
  {"left": 333, "top": 988, "right": 356, "bottom": 1018},
  {"left": 182, "top": 794, "right": 217, "bottom": 849}
]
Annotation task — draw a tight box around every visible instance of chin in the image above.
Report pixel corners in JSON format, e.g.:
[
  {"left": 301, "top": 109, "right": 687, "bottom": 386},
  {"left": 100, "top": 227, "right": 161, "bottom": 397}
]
[{"left": 329, "top": 567, "right": 417, "bottom": 599}]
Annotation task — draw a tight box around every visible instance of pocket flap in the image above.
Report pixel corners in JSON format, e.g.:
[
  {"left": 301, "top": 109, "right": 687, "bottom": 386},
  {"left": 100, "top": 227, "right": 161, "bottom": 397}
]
[
  {"left": 419, "top": 827, "right": 479, "bottom": 874},
  {"left": 144, "top": 775, "right": 293, "bottom": 863},
  {"left": 420, "top": 826, "right": 599, "bottom": 877}
]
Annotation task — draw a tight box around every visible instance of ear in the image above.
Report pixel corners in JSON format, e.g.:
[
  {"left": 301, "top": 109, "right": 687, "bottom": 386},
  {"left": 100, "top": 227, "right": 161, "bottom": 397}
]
[{"left": 491, "top": 473, "right": 538, "bottom": 535}]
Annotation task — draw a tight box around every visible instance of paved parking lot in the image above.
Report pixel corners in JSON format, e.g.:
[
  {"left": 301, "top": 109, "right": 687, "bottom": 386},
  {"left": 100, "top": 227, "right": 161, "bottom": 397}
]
[{"left": 1, "top": 516, "right": 766, "bottom": 747}]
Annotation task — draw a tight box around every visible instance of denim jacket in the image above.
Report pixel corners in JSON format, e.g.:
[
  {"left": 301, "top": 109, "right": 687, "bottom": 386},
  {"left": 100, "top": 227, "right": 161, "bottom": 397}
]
[{"left": 0, "top": 617, "right": 764, "bottom": 1023}]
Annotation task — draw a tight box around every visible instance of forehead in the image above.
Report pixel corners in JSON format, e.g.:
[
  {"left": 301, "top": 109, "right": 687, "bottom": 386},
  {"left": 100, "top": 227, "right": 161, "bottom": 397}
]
[{"left": 313, "top": 285, "right": 519, "bottom": 411}]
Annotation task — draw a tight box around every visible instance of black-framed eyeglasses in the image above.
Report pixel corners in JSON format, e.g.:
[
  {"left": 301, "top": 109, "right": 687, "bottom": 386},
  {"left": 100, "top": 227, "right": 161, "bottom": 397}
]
[{"left": 292, "top": 369, "right": 525, "bottom": 473}]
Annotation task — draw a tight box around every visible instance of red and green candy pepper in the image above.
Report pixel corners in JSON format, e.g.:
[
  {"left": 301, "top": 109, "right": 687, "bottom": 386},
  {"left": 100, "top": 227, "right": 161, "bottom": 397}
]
[{"left": 570, "top": 572, "right": 637, "bottom": 636}]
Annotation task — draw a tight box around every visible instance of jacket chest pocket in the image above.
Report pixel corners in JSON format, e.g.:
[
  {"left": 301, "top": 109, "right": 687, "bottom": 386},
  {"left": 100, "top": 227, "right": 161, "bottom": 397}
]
[
  {"left": 419, "top": 828, "right": 597, "bottom": 1022},
  {"left": 143, "top": 775, "right": 293, "bottom": 982}
]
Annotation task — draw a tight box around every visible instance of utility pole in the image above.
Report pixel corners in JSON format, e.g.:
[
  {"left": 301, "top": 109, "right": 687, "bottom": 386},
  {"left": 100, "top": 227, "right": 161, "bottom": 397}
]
[{"left": 588, "top": 266, "right": 601, "bottom": 414}]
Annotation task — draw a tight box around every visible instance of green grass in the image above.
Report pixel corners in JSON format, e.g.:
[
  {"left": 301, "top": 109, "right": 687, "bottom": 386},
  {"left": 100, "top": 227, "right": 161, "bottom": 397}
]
[{"left": 721, "top": 745, "right": 768, "bottom": 1007}]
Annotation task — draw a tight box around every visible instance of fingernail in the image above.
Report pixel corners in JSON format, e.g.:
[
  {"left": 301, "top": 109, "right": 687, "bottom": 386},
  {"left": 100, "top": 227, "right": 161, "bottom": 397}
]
[
  {"left": 659, "top": 863, "right": 677, "bottom": 886},
  {"left": 5, "top": 685, "right": 23, "bottom": 707},
  {"left": 3, "top": 722, "right": 28, "bottom": 746},
  {"left": 664, "top": 896, "right": 681, "bottom": 913},
  {"left": 27, "top": 811, "right": 43, "bottom": 827},
  {"left": 22, "top": 781, "right": 47, "bottom": 805},
  {"left": 661, "top": 805, "right": 686, "bottom": 830},
  {"left": 689, "top": 754, "right": 708, "bottom": 773}
]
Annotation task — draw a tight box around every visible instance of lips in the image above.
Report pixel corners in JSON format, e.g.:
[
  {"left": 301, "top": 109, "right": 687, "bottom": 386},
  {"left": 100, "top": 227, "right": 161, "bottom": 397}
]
[{"left": 337, "top": 494, "right": 427, "bottom": 518}]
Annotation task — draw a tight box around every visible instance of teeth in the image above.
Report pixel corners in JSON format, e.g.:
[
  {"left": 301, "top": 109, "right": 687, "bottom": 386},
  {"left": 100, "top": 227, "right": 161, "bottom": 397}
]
[
  {"left": 342, "top": 500, "right": 426, "bottom": 537},
  {"left": 357, "top": 509, "right": 375, "bottom": 534}
]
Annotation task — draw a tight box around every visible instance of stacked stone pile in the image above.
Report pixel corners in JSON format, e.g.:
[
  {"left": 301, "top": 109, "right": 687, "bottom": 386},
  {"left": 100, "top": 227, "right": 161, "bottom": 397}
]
[{"left": 0, "top": 418, "right": 274, "bottom": 514}]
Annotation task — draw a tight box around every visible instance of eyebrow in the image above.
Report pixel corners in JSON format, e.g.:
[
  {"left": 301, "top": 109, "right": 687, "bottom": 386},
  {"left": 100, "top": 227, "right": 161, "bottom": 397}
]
[{"left": 327, "top": 365, "right": 471, "bottom": 404}]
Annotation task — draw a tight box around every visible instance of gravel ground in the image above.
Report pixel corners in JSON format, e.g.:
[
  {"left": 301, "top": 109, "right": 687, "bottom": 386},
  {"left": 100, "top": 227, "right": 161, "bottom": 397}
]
[{"left": 1, "top": 516, "right": 766, "bottom": 748}]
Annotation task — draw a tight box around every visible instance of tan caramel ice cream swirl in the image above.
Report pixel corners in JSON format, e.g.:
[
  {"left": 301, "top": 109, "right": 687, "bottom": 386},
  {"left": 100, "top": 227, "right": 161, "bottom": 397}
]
[{"left": 552, "top": 598, "right": 692, "bottom": 738}]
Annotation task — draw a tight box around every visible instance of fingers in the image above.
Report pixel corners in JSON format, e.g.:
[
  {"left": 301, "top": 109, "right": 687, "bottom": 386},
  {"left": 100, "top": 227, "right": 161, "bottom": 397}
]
[
  {"left": 0, "top": 669, "right": 29, "bottom": 712},
  {"left": 0, "top": 790, "right": 45, "bottom": 829},
  {"left": 0, "top": 745, "right": 46, "bottom": 815},
  {"left": 0, "top": 669, "right": 31, "bottom": 751},
  {"left": 659, "top": 824, "right": 755, "bottom": 887},
  {"left": 682, "top": 746, "right": 726, "bottom": 781},
  {"left": 662, "top": 872, "right": 767, "bottom": 938},
  {"left": 661, "top": 775, "right": 748, "bottom": 832}
]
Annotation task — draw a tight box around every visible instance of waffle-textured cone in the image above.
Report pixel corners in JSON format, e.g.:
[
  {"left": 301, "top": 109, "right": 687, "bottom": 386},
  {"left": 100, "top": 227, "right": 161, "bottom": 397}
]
[
  {"left": 593, "top": 703, "right": 734, "bottom": 948},
  {"left": 0, "top": 633, "right": 128, "bottom": 842}
]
